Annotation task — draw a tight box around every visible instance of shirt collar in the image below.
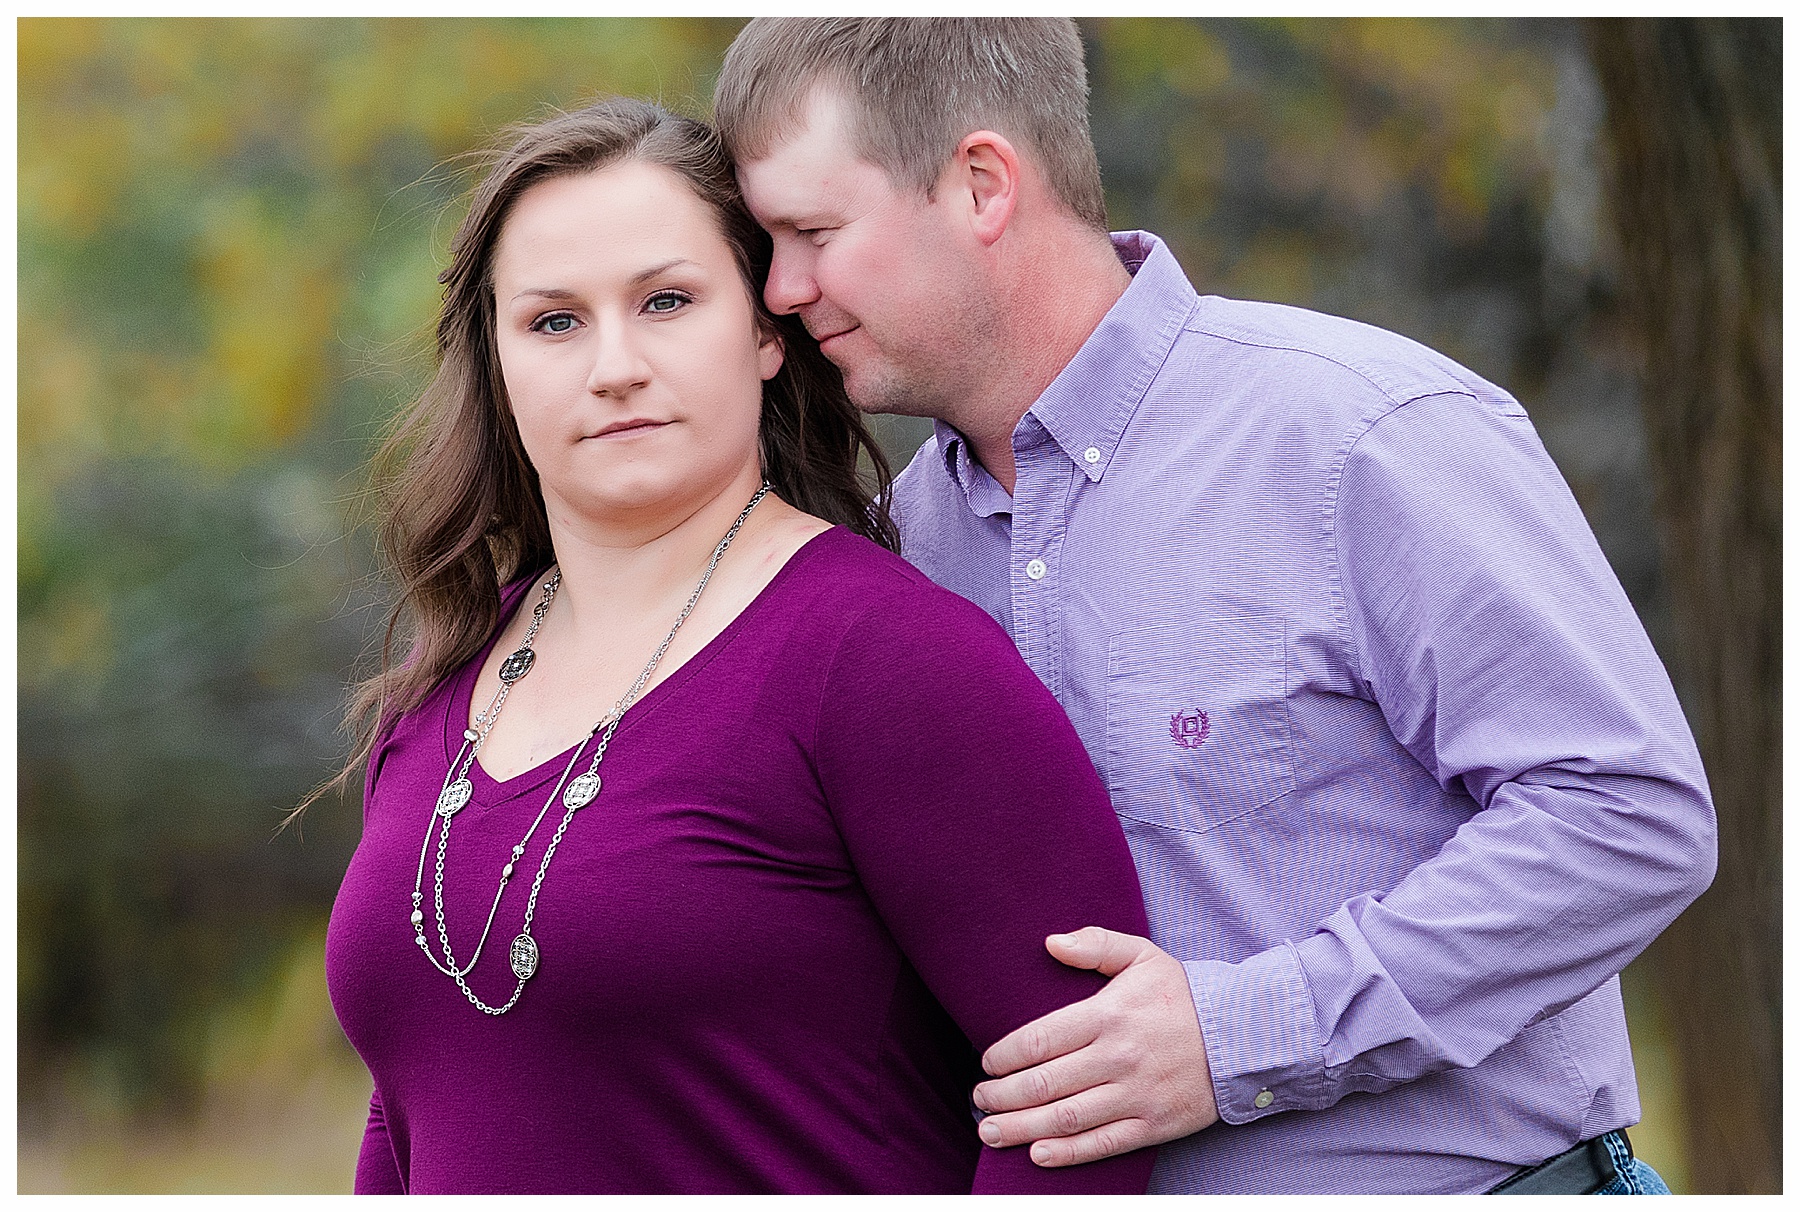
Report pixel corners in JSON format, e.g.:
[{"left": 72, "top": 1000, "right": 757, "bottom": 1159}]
[
  {"left": 936, "top": 231, "right": 1198, "bottom": 495},
  {"left": 933, "top": 418, "right": 1014, "bottom": 518}
]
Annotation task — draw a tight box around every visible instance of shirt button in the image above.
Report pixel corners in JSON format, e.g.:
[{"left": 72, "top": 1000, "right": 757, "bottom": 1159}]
[
  {"left": 1083, "top": 446, "right": 1101, "bottom": 464},
  {"left": 1025, "top": 558, "right": 1047, "bottom": 581},
  {"left": 1253, "top": 1089, "right": 1274, "bottom": 1109}
]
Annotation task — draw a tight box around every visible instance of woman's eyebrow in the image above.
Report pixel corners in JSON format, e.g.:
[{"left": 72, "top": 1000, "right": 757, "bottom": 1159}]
[
  {"left": 509, "top": 260, "right": 698, "bottom": 304},
  {"left": 510, "top": 287, "right": 579, "bottom": 303},
  {"left": 629, "top": 257, "right": 697, "bottom": 286}
]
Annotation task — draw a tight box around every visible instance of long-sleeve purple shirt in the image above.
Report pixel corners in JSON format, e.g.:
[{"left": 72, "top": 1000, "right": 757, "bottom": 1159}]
[
  {"left": 888, "top": 231, "right": 1716, "bottom": 1194},
  {"left": 325, "top": 527, "right": 1154, "bottom": 1194}
]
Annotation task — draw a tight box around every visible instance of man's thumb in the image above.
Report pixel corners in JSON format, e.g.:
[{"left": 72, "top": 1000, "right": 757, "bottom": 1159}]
[{"left": 1044, "top": 926, "right": 1151, "bottom": 978}]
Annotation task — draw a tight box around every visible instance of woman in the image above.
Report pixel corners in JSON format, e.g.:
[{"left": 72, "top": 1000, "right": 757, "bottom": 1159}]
[{"left": 323, "top": 97, "right": 1153, "bottom": 1195}]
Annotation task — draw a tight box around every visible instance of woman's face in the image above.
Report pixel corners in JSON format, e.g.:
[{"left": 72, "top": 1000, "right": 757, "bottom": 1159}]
[{"left": 491, "top": 161, "right": 783, "bottom": 528}]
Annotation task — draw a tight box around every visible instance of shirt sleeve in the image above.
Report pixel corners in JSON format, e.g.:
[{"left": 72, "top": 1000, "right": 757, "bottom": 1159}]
[
  {"left": 1190, "top": 390, "right": 1717, "bottom": 1124},
  {"left": 354, "top": 1086, "right": 405, "bottom": 1194},
  {"left": 813, "top": 580, "right": 1158, "bottom": 1194}
]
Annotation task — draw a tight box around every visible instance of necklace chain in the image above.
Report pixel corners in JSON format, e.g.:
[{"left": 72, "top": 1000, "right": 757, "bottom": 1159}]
[{"left": 410, "top": 482, "right": 772, "bottom": 1014}]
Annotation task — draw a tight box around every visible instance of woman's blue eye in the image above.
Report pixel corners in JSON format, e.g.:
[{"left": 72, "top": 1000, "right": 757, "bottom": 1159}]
[
  {"left": 533, "top": 313, "right": 577, "bottom": 334},
  {"left": 645, "top": 292, "right": 688, "bottom": 314}
]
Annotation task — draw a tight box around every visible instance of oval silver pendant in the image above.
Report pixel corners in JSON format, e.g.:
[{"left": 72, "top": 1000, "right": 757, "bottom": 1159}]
[
  {"left": 436, "top": 778, "right": 473, "bottom": 818},
  {"left": 510, "top": 933, "right": 539, "bottom": 980},
  {"left": 563, "top": 771, "right": 602, "bottom": 810},
  {"left": 497, "top": 646, "right": 536, "bottom": 684}
]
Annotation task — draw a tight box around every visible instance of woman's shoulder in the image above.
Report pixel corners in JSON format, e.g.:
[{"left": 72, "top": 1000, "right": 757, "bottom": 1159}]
[
  {"left": 764, "top": 528, "right": 1033, "bottom": 711},
  {"left": 787, "top": 527, "right": 1004, "bottom": 637}
]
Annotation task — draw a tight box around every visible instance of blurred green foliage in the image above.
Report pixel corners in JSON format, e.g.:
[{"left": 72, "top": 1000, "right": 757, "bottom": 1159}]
[
  {"left": 1093, "top": 19, "right": 1584, "bottom": 416},
  {"left": 19, "top": 17, "right": 1675, "bottom": 1179}
]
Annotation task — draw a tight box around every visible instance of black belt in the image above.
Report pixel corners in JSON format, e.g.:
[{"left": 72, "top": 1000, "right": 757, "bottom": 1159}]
[{"left": 1488, "top": 1130, "right": 1628, "bottom": 1195}]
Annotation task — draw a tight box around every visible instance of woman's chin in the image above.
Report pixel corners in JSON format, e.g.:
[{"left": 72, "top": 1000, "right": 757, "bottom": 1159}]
[{"left": 545, "top": 466, "right": 758, "bottom": 529}]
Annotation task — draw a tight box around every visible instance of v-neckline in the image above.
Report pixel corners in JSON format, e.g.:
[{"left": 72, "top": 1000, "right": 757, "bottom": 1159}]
[{"left": 436, "top": 526, "right": 842, "bottom": 806}]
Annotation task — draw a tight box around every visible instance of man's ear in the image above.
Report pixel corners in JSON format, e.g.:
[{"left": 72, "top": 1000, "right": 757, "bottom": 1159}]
[
  {"left": 756, "top": 322, "right": 786, "bottom": 382},
  {"left": 953, "top": 130, "right": 1021, "bottom": 247}
]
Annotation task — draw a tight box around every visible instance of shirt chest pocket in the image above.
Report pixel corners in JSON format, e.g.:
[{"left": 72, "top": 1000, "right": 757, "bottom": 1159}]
[{"left": 1104, "top": 613, "right": 1296, "bottom": 834}]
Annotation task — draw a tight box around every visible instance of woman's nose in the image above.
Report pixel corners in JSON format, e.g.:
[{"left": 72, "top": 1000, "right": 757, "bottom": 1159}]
[{"left": 585, "top": 319, "right": 652, "bottom": 398}]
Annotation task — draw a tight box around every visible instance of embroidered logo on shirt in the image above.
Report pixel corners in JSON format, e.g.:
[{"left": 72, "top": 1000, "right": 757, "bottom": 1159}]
[{"left": 1169, "top": 709, "right": 1210, "bottom": 749}]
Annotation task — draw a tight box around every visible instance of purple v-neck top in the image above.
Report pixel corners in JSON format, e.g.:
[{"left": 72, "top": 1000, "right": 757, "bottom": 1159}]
[{"left": 325, "top": 526, "right": 1154, "bottom": 1194}]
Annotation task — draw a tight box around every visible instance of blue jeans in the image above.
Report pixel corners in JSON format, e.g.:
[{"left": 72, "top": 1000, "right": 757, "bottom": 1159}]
[{"left": 1595, "top": 1131, "right": 1673, "bottom": 1194}]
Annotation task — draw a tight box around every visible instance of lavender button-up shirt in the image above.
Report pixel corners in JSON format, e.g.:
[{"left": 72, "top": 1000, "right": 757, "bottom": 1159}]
[{"left": 888, "top": 231, "right": 1715, "bottom": 1194}]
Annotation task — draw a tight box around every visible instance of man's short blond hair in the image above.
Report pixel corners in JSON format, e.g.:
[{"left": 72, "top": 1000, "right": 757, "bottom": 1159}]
[{"left": 714, "top": 17, "right": 1109, "bottom": 232}]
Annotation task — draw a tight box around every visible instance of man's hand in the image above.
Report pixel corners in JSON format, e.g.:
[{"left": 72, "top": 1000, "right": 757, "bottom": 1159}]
[{"left": 972, "top": 927, "right": 1219, "bottom": 1166}]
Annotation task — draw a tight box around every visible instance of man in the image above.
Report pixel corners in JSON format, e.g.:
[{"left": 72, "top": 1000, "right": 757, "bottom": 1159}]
[{"left": 717, "top": 17, "right": 1715, "bottom": 1194}]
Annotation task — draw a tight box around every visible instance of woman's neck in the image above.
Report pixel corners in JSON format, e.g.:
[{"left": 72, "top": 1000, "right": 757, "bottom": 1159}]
[
  {"left": 468, "top": 468, "right": 829, "bottom": 782},
  {"left": 539, "top": 467, "right": 772, "bottom": 633}
]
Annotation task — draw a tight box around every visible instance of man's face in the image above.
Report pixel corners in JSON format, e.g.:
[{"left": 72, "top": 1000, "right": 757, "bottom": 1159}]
[{"left": 736, "top": 88, "right": 995, "bottom": 420}]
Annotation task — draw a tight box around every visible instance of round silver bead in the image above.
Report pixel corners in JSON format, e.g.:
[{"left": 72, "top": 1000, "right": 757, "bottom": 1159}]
[{"left": 410, "top": 909, "right": 424, "bottom": 925}]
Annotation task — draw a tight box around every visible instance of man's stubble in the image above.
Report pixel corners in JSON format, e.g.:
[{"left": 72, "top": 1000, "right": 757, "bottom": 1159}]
[{"left": 838, "top": 282, "right": 1006, "bottom": 430}]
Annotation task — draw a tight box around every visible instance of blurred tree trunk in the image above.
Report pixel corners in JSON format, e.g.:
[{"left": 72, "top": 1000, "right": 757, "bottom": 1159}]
[{"left": 1584, "top": 18, "right": 1780, "bottom": 1195}]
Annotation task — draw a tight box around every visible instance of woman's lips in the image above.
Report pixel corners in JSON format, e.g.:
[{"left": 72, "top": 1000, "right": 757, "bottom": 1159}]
[{"left": 591, "top": 419, "right": 670, "bottom": 440}]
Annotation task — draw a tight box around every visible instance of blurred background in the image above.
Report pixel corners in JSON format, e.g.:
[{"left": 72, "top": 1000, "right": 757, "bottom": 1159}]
[{"left": 16, "top": 18, "right": 1779, "bottom": 1193}]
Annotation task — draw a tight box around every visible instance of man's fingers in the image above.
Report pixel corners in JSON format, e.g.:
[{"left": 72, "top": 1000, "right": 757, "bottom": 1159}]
[
  {"left": 1026, "top": 1118, "right": 1154, "bottom": 1168},
  {"left": 980, "top": 999, "right": 1099, "bottom": 1078},
  {"left": 981, "top": 929, "right": 1163, "bottom": 1079},
  {"left": 977, "top": 938, "right": 1220, "bottom": 1158},
  {"left": 1043, "top": 926, "right": 1157, "bottom": 978},
  {"left": 976, "top": 1084, "right": 1132, "bottom": 1150},
  {"left": 972, "top": 1045, "right": 1106, "bottom": 1114}
]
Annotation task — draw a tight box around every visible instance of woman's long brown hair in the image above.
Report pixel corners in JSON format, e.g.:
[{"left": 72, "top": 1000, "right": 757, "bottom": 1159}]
[{"left": 303, "top": 98, "right": 896, "bottom": 816}]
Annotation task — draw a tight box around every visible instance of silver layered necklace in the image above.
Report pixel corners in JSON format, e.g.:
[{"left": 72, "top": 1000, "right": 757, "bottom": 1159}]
[{"left": 411, "top": 482, "right": 771, "bottom": 1014}]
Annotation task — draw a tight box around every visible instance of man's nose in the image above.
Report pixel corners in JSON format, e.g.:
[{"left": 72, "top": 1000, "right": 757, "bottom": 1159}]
[{"left": 763, "top": 245, "right": 820, "bottom": 316}]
